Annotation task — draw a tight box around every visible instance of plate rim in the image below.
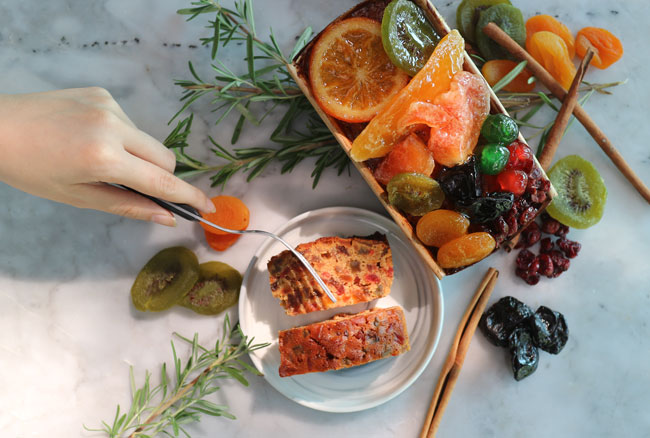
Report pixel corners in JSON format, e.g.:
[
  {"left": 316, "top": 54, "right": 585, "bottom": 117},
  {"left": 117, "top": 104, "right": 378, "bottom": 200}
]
[{"left": 238, "top": 206, "right": 444, "bottom": 412}]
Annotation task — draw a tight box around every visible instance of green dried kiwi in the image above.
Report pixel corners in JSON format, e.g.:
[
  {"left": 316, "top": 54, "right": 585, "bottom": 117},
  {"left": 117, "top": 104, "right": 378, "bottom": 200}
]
[
  {"left": 387, "top": 173, "right": 445, "bottom": 216},
  {"left": 475, "top": 4, "right": 526, "bottom": 60},
  {"left": 180, "top": 261, "right": 242, "bottom": 315},
  {"left": 546, "top": 155, "right": 607, "bottom": 229},
  {"left": 131, "top": 247, "right": 199, "bottom": 312},
  {"left": 456, "top": 0, "right": 511, "bottom": 43}
]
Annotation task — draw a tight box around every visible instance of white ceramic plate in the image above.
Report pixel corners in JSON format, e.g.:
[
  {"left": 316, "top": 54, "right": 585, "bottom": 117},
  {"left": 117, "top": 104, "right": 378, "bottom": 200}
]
[{"left": 238, "top": 207, "right": 443, "bottom": 413}]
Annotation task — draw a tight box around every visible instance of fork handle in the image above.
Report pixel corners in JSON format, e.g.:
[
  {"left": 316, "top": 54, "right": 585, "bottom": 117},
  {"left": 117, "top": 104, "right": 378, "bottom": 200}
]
[{"left": 106, "top": 183, "right": 200, "bottom": 222}]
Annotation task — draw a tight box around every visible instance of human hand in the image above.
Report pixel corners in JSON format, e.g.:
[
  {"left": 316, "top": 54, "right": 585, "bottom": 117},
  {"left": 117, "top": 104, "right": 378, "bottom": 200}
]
[{"left": 0, "top": 87, "right": 215, "bottom": 226}]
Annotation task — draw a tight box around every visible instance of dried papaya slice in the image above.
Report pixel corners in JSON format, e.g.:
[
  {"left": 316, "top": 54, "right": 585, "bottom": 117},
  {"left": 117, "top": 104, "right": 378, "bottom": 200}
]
[
  {"left": 350, "top": 30, "right": 465, "bottom": 162},
  {"left": 374, "top": 133, "right": 435, "bottom": 185},
  {"left": 575, "top": 27, "right": 623, "bottom": 69},
  {"left": 525, "top": 15, "right": 575, "bottom": 58}
]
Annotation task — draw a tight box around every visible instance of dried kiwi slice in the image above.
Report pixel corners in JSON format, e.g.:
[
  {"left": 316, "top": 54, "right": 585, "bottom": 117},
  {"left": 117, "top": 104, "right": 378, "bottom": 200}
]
[
  {"left": 456, "top": 0, "right": 511, "bottom": 43},
  {"left": 180, "top": 261, "right": 242, "bottom": 315},
  {"left": 475, "top": 4, "right": 525, "bottom": 60},
  {"left": 131, "top": 247, "right": 199, "bottom": 312},
  {"left": 546, "top": 155, "right": 607, "bottom": 229},
  {"left": 387, "top": 173, "right": 445, "bottom": 216}
]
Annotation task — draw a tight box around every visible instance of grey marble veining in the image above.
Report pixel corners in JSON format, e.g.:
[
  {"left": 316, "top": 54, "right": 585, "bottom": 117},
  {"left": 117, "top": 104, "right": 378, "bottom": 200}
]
[{"left": 1, "top": 1, "right": 649, "bottom": 437}]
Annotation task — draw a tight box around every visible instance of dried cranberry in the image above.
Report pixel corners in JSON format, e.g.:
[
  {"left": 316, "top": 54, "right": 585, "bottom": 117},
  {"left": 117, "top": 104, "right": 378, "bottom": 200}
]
[
  {"left": 540, "top": 237, "right": 554, "bottom": 253},
  {"left": 537, "top": 254, "right": 554, "bottom": 278},
  {"left": 493, "top": 216, "right": 509, "bottom": 236},
  {"left": 505, "top": 140, "right": 534, "bottom": 173},
  {"left": 524, "top": 272, "right": 540, "bottom": 285},
  {"left": 519, "top": 222, "right": 541, "bottom": 248},
  {"left": 519, "top": 206, "right": 537, "bottom": 225},
  {"left": 550, "top": 250, "right": 570, "bottom": 275},
  {"left": 541, "top": 217, "right": 561, "bottom": 235},
  {"left": 528, "top": 166, "right": 542, "bottom": 181},
  {"left": 497, "top": 170, "right": 528, "bottom": 196},
  {"left": 526, "top": 177, "right": 540, "bottom": 194},
  {"left": 557, "top": 238, "right": 581, "bottom": 258},
  {"left": 539, "top": 178, "right": 551, "bottom": 192},
  {"left": 516, "top": 249, "right": 536, "bottom": 270},
  {"left": 555, "top": 224, "right": 570, "bottom": 237},
  {"left": 530, "top": 190, "right": 547, "bottom": 204},
  {"left": 506, "top": 210, "right": 519, "bottom": 236}
]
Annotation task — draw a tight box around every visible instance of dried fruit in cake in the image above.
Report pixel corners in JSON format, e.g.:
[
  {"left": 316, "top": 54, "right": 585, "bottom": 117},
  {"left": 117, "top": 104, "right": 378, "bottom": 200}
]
[
  {"left": 465, "top": 192, "right": 514, "bottom": 223},
  {"left": 438, "top": 156, "right": 482, "bottom": 207},
  {"left": 309, "top": 17, "right": 409, "bottom": 123},
  {"left": 508, "top": 326, "right": 539, "bottom": 380},
  {"left": 416, "top": 209, "right": 470, "bottom": 247},
  {"left": 478, "top": 143, "right": 510, "bottom": 175},
  {"left": 456, "top": 0, "right": 511, "bottom": 43},
  {"left": 350, "top": 30, "right": 464, "bottom": 161},
  {"left": 200, "top": 196, "right": 249, "bottom": 236},
  {"left": 546, "top": 155, "right": 607, "bottom": 229},
  {"left": 526, "top": 31, "right": 576, "bottom": 90},
  {"left": 180, "top": 261, "right": 242, "bottom": 315},
  {"left": 481, "top": 59, "right": 535, "bottom": 93},
  {"left": 437, "top": 232, "right": 496, "bottom": 269},
  {"left": 131, "top": 247, "right": 199, "bottom": 312},
  {"left": 381, "top": 0, "right": 440, "bottom": 76},
  {"left": 525, "top": 15, "right": 575, "bottom": 58},
  {"left": 267, "top": 234, "right": 393, "bottom": 315},
  {"left": 479, "top": 296, "right": 533, "bottom": 347},
  {"left": 475, "top": 4, "right": 526, "bottom": 60},
  {"left": 374, "top": 133, "right": 435, "bottom": 185},
  {"left": 575, "top": 27, "right": 623, "bottom": 69},
  {"left": 400, "top": 71, "right": 490, "bottom": 167},
  {"left": 528, "top": 306, "right": 569, "bottom": 354},
  {"left": 387, "top": 173, "right": 445, "bottom": 216},
  {"left": 278, "top": 306, "right": 410, "bottom": 377},
  {"left": 480, "top": 114, "right": 519, "bottom": 144}
]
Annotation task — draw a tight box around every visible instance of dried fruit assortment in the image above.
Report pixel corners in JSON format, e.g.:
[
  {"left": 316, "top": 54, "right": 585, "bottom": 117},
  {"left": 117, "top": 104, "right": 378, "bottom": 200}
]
[
  {"left": 480, "top": 296, "right": 569, "bottom": 380},
  {"left": 298, "top": 0, "right": 553, "bottom": 274}
]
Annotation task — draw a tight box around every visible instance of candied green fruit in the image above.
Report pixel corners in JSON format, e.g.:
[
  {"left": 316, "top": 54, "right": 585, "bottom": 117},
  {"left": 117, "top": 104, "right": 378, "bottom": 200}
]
[
  {"left": 387, "top": 173, "right": 444, "bottom": 216},
  {"left": 481, "top": 113, "right": 519, "bottom": 144},
  {"left": 479, "top": 143, "right": 510, "bottom": 175}
]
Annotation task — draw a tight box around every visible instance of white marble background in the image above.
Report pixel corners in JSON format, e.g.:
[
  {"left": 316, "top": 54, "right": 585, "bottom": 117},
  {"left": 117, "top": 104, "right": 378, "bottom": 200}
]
[{"left": 1, "top": 1, "right": 649, "bottom": 437}]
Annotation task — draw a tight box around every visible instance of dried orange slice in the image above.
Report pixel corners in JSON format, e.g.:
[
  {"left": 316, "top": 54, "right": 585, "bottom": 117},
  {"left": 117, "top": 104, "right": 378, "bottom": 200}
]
[{"left": 309, "top": 17, "right": 409, "bottom": 123}]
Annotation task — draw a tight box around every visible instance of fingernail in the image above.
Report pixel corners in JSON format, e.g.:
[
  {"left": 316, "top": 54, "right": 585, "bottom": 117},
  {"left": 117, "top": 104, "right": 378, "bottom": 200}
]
[
  {"left": 151, "top": 214, "right": 177, "bottom": 227},
  {"left": 204, "top": 199, "right": 216, "bottom": 213}
]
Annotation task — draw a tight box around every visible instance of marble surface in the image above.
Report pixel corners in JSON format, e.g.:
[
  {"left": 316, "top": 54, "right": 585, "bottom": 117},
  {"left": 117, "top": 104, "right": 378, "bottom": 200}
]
[{"left": 1, "top": 1, "right": 649, "bottom": 437}]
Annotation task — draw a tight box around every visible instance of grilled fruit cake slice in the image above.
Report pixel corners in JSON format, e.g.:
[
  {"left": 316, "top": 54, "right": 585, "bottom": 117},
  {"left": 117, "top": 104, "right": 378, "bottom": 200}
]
[
  {"left": 267, "top": 233, "right": 394, "bottom": 315},
  {"left": 278, "top": 306, "right": 410, "bottom": 377}
]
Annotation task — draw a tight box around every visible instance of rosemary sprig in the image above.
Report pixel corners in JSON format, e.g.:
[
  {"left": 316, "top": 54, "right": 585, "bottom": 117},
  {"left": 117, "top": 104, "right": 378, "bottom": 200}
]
[{"left": 86, "top": 315, "right": 269, "bottom": 438}]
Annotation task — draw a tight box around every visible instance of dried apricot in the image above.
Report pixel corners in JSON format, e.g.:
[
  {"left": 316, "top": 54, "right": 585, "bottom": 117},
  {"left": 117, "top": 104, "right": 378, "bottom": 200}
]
[
  {"left": 350, "top": 30, "right": 465, "bottom": 161},
  {"left": 309, "top": 17, "right": 409, "bottom": 123},
  {"left": 481, "top": 59, "right": 535, "bottom": 92},
  {"left": 575, "top": 27, "right": 623, "bottom": 69},
  {"left": 526, "top": 31, "right": 576, "bottom": 90},
  {"left": 200, "top": 196, "right": 249, "bottom": 236},
  {"left": 437, "top": 232, "right": 496, "bottom": 269},
  {"left": 374, "top": 133, "right": 435, "bottom": 185},
  {"left": 400, "top": 71, "right": 490, "bottom": 167},
  {"left": 525, "top": 15, "right": 575, "bottom": 58},
  {"left": 416, "top": 209, "right": 470, "bottom": 247}
]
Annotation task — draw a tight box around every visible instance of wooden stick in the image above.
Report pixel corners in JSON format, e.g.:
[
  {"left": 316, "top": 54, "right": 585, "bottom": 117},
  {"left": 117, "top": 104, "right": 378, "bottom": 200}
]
[
  {"left": 420, "top": 268, "right": 499, "bottom": 438},
  {"left": 539, "top": 49, "right": 594, "bottom": 169},
  {"left": 483, "top": 22, "right": 650, "bottom": 204}
]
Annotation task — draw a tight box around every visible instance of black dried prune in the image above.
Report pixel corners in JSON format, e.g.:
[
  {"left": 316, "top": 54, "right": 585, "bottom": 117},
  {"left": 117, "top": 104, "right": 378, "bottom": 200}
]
[
  {"left": 466, "top": 192, "right": 514, "bottom": 223},
  {"left": 529, "top": 306, "right": 569, "bottom": 354},
  {"left": 438, "top": 156, "right": 482, "bottom": 207},
  {"left": 479, "top": 296, "right": 533, "bottom": 347},
  {"left": 508, "top": 327, "right": 539, "bottom": 381}
]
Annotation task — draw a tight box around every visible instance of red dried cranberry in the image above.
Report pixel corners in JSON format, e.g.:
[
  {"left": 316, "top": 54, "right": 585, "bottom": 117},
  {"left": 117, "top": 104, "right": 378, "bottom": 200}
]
[
  {"left": 524, "top": 272, "right": 540, "bottom": 285},
  {"left": 537, "top": 254, "right": 554, "bottom": 278},
  {"left": 555, "top": 224, "right": 570, "bottom": 237},
  {"left": 505, "top": 140, "right": 534, "bottom": 173},
  {"left": 530, "top": 190, "right": 547, "bottom": 204},
  {"left": 519, "top": 222, "right": 541, "bottom": 248},
  {"left": 506, "top": 210, "right": 519, "bottom": 236},
  {"left": 512, "top": 197, "right": 530, "bottom": 215},
  {"left": 492, "top": 216, "right": 509, "bottom": 235},
  {"left": 539, "top": 178, "right": 551, "bottom": 192},
  {"left": 557, "top": 238, "right": 581, "bottom": 258},
  {"left": 497, "top": 170, "right": 528, "bottom": 196},
  {"left": 541, "top": 217, "right": 561, "bottom": 235},
  {"left": 550, "top": 250, "right": 570, "bottom": 273},
  {"left": 540, "top": 237, "right": 554, "bottom": 253},
  {"left": 519, "top": 206, "right": 537, "bottom": 225},
  {"left": 528, "top": 166, "right": 542, "bottom": 181},
  {"left": 516, "top": 249, "right": 536, "bottom": 270}
]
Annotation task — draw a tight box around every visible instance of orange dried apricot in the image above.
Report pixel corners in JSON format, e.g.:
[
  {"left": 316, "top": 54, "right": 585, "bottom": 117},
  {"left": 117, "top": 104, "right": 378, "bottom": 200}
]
[
  {"left": 525, "top": 15, "right": 575, "bottom": 58},
  {"left": 481, "top": 59, "right": 535, "bottom": 92},
  {"left": 309, "top": 17, "right": 409, "bottom": 123},
  {"left": 374, "top": 133, "right": 435, "bottom": 185},
  {"left": 575, "top": 27, "right": 623, "bottom": 69},
  {"left": 350, "top": 30, "right": 465, "bottom": 161},
  {"left": 416, "top": 209, "right": 470, "bottom": 247},
  {"left": 200, "top": 196, "right": 249, "bottom": 236},
  {"left": 437, "top": 232, "right": 496, "bottom": 269},
  {"left": 526, "top": 31, "right": 576, "bottom": 90},
  {"left": 400, "top": 71, "right": 490, "bottom": 167}
]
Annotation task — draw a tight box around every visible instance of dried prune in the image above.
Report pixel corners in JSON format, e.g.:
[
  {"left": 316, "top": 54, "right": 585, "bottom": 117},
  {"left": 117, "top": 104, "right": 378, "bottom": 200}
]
[
  {"left": 465, "top": 191, "right": 514, "bottom": 223},
  {"left": 438, "top": 156, "right": 482, "bottom": 207},
  {"left": 529, "top": 306, "right": 569, "bottom": 354},
  {"left": 508, "top": 327, "right": 539, "bottom": 380},
  {"left": 479, "top": 296, "right": 533, "bottom": 347}
]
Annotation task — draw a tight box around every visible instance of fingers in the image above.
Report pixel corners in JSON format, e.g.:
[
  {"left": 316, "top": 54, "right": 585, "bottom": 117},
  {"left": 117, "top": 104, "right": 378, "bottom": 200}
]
[
  {"left": 109, "top": 151, "right": 215, "bottom": 214},
  {"left": 71, "top": 183, "right": 177, "bottom": 226},
  {"left": 122, "top": 125, "right": 177, "bottom": 174}
]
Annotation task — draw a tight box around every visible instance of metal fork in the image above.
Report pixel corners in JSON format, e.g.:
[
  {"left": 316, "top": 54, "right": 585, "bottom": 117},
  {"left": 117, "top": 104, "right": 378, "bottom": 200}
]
[{"left": 107, "top": 183, "right": 337, "bottom": 303}]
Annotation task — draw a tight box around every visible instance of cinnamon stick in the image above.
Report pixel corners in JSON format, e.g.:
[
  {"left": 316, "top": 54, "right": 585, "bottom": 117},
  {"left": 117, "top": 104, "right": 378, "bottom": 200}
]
[
  {"left": 420, "top": 268, "right": 499, "bottom": 438},
  {"left": 483, "top": 22, "right": 650, "bottom": 204}
]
